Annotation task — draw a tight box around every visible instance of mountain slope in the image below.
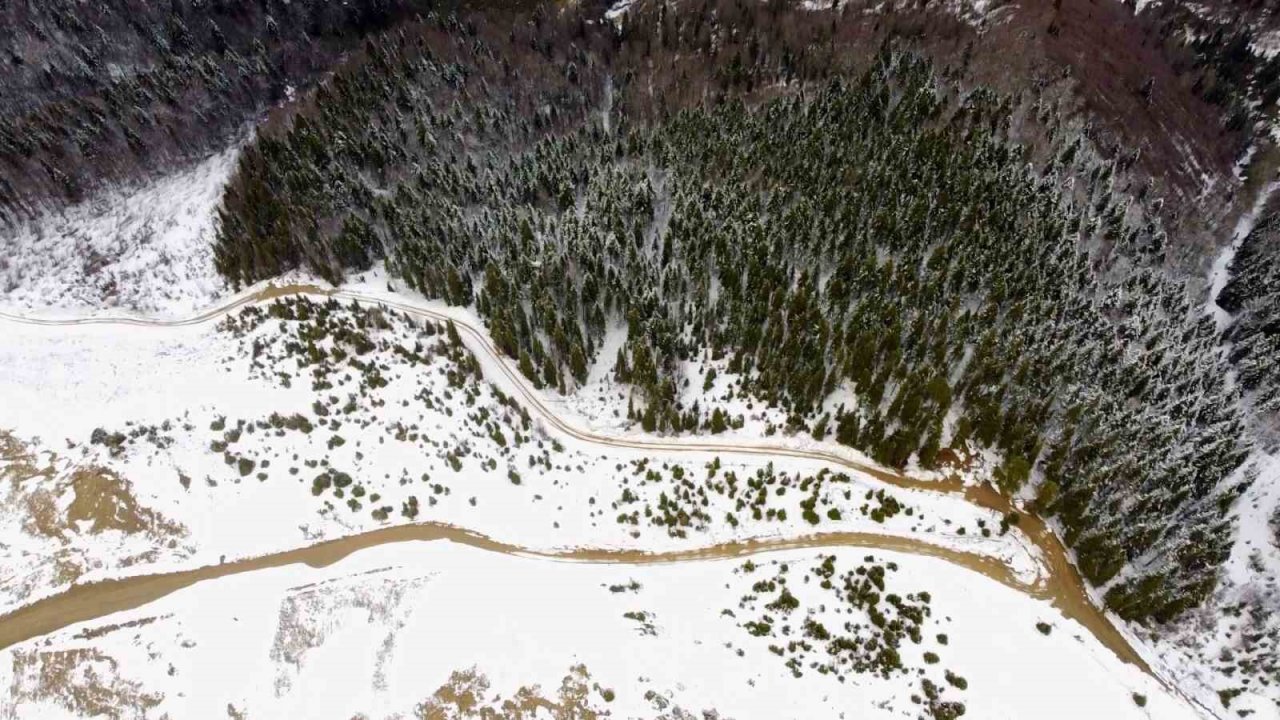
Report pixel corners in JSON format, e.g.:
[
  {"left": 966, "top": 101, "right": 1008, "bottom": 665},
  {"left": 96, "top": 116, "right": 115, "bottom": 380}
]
[{"left": 2, "top": 0, "right": 1279, "bottom": 718}]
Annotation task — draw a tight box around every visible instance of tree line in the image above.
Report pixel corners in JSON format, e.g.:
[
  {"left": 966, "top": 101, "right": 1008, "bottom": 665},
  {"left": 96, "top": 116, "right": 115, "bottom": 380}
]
[{"left": 211, "top": 0, "right": 1250, "bottom": 623}]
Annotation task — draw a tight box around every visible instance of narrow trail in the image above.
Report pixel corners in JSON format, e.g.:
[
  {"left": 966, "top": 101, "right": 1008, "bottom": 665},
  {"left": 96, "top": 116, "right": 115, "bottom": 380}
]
[{"left": 0, "top": 283, "right": 1165, "bottom": 692}]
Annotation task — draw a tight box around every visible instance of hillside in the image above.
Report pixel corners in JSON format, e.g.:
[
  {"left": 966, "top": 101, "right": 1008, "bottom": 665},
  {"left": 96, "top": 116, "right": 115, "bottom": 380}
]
[
  {"left": 1, "top": 0, "right": 1279, "bottom": 718},
  {"left": 211, "top": 0, "right": 1248, "bottom": 623},
  {"left": 0, "top": 0, "right": 442, "bottom": 225}
]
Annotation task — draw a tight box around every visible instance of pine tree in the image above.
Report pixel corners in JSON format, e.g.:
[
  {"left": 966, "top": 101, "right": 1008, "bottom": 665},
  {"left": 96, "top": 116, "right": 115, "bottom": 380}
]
[{"left": 710, "top": 408, "right": 728, "bottom": 434}]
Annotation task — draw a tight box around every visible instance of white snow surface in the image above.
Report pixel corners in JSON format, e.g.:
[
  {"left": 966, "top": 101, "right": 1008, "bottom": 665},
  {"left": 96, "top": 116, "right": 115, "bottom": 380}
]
[
  {"left": 0, "top": 273, "right": 1038, "bottom": 621},
  {"left": 0, "top": 149, "right": 235, "bottom": 318},
  {"left": 0, "top": 261, "right": 1240, "bottom": 719},
  {"left": 0, "top": 540, "right": 1196, "bottom": 720}
]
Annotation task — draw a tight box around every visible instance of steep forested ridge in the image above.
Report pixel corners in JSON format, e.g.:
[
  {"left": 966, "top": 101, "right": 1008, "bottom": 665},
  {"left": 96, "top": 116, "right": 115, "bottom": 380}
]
[
  {"left": 0, "top": 0, "right": 442, "bottom": 225},
  {"left": 209, "top": 0, "right": 1253, "bottom": 624}
]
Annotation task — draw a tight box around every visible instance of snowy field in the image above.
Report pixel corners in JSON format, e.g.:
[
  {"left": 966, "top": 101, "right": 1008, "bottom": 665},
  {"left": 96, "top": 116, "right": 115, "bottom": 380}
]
[
  {"left": 0, "top": 254, "right": 1274, "bottom": 718},
  {"left": 0, "top": 289, "right": 1037, "bottom": 621},
  {"left": 1, "top": 263, "right": 1275, "bottom": 718},
  {"left": 0, "top": 149, "right": 235, "bottom": 318},
  {"left": 0, "top": 540, "right": 1194, "bottom": 720}
]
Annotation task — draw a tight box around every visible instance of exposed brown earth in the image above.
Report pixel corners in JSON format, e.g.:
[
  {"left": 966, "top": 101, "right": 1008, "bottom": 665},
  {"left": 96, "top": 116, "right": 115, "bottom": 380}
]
[
  {"left": 5, "top": 646, "right": 162, "bottom": 720},
  {"left": 0, "top": 285, "right": 1176, "bottom": 712},
  {"left": 0, "top": 431, "right": 188, "bottom": 597},
  {"left": 416, "top": 665, "right": 606, "bottom": 720}
]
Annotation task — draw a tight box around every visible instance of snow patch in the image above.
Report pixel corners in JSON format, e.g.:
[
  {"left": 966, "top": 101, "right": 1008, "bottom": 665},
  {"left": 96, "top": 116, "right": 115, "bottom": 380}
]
[{"left": 0, "top": 148, "right": 237, "bottom": 318}]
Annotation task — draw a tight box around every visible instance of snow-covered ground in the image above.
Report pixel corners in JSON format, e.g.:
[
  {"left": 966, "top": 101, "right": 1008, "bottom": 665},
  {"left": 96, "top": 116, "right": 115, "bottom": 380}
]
[
  {"left": 0, "top": 288, "right": 1035, "bottom": 621},
  {"left": 343, "top": 267, "right": 948, "bottom": 482},
  {"left": 1, "top": 259, "right": 1270, "bottom": 719},
  {"left": 1206, "top": 180, "right": 1279, "bottom": 331},
  {"left": 0, "top": 540, "right": 1193, "bottom": 720},
  {"left": 0, "top": 149, "right": 235, "bottom": 318},
  {"left": 1141, "top": 453, "right": 1280, "bottom": 720}
]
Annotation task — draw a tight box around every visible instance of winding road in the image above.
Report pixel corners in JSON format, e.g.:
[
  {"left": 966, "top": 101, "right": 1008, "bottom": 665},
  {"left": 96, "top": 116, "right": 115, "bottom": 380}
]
[{"left": 0, "top": 282, "right": 1194, "bottom": 709}]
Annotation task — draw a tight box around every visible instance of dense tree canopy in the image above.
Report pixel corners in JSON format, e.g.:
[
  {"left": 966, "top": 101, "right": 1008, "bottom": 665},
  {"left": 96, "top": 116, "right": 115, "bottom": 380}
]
[
  {"left": 212, "top": 1, "right": 1250, "bottom": 622},
  {"left": 0, "top": 0, "right": 444, "bottom": 224}
]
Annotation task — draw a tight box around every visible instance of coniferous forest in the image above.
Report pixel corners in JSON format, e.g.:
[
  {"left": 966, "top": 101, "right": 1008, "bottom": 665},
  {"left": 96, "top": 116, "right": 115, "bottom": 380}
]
[
  {"left": 0, "top": 0, "right": 441, "bottom": 224},
  {"left": 210, "top": 1, "right": 1254, "bottom": 624}
]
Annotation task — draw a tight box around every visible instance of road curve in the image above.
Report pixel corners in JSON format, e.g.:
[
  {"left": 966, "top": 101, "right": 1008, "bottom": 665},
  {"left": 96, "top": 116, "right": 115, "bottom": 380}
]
[
  {"left": 0, "top": 284, "right": 1155, "bottom": 682},
  {"left": 0, "top": 523, "right": 1029, "bottom": 652}
]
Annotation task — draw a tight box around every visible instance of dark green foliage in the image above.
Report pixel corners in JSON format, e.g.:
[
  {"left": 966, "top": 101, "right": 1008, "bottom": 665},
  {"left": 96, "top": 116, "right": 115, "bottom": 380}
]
[
  {"left": 210, "top": 2, "right": 1248, "bottom": 621},
  {"left": 737, "top": 556, "right": 938, "bottom": 681}
]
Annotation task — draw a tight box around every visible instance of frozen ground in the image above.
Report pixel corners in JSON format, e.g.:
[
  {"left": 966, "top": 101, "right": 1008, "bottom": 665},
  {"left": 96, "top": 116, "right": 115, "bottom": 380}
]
[
  {"left": 0, "top": 290, "right": 1035, "bottom": 621},
  {"left": 345, "top": 267, "right": 1280, "bottom": 720},
  {"left": 343, "top": 266, "right": 942, "bottom": 482},
  {"left": 0, "top": 540, "right": 1195, "bottom": 720},
  {"left": 0, "top": 261, "right": 1271, "bottom": 719},
  {"left": 0, "top": 149, "right": 235, "bottom": 318},
  {"left": 1140, "top": 453, "right": 1280, "bottom": 720}
]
